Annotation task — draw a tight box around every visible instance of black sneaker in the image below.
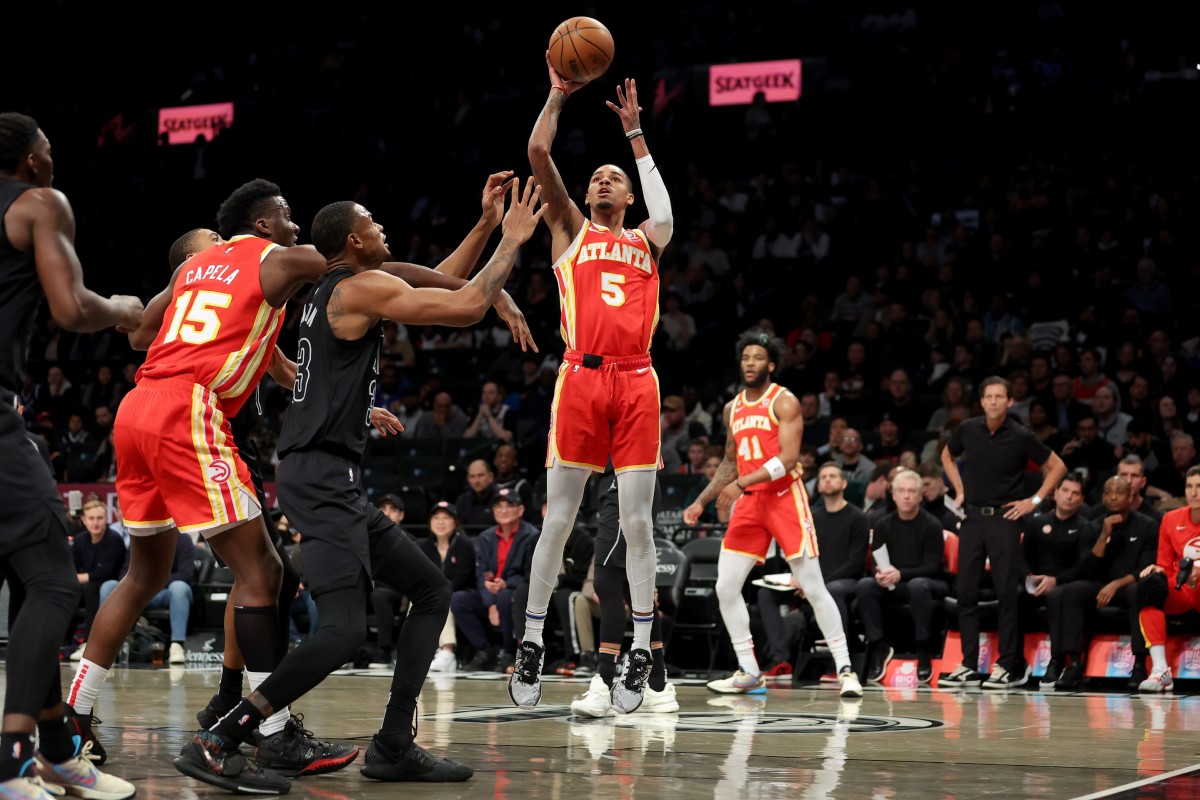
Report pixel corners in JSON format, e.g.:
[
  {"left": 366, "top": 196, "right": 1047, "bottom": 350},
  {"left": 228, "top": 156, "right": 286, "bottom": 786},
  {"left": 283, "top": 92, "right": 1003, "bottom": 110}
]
[
  {"left": 611, "top": 648, "right": 651, "bottom": 713},
  {"left": 508, "top": 641, "right": 545, "bottom": 708},
  {"left": 938, "top": 665, "right": 985, "bottom": 688},
  {"left": 982, "top": 663, "right": 1032, "bottom": 690},
  {"left": 574, "top": 651, "right": 598, "bottom": 678},
  {"left": 174, "top": 729, "right": 291, "bottom": 794},
  {"left": 1126, "top": 661, "right": 1149, "bottom": 691},
  {"left": 1039, "top": 659, "right": 1063, "bottom": 690},
  {"left": 917, "top": 652, "right": 933, "bottom": 684},
  {"left": 1054, "top": 662, "right": 1085, "bottom": 691},
  {"left": 196, "top": 694, "right": 256, "bottom": 748},
  {"left": 462, "top": 647, "right": 494, "bottom": 672},
  {"left": 360, "top": 736, "right": 474, "bottom": 782},
  {"left": 254, "top": 714, "right": 359, "bottom": 777},
  {"left": 866, "top": 644, "right": 894, "bottom": 684},
  {"left": 64, "top": 704, "right": 106, "bottom": 766}
]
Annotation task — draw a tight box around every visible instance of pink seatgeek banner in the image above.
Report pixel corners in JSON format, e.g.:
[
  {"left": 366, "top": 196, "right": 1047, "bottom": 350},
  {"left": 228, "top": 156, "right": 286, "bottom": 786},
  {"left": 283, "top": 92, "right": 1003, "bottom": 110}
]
[
  {"left": 158, "top": 102, "right": 235, "bottom": 145},
  {"left": 709, "top": 59, "right": 802, "bottom": 106}
]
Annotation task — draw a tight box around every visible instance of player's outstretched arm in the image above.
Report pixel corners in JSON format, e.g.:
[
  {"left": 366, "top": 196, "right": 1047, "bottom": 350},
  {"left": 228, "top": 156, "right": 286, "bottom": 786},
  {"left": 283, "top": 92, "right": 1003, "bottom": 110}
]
[
  {"left": 529, "top": 52, "right": 587, "bottom": 245},
  {"left": 435, "top": 170, "right": 516, "bottom": 279},
  {"left": 607, "top": 78, "right": 673, "bottom": 257},
  {"left": 26, "top": 188, "right": 143, "bottom": 332},
  {"left": 337, "top": 178, "right": 547, "bottom": 329}
]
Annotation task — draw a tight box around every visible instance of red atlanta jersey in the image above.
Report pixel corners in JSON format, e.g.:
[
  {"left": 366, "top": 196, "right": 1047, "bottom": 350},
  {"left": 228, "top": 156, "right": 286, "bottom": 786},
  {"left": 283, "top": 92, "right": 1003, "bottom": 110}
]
[
  {"left": 729, "top": 383, "right": 803, "bottom": 492},
  {"left": 552, "top": 222, "right": 658, "bottom": 357},
  {"left": 1156, "top": 506, "right": 1200, "bottom": 572}
]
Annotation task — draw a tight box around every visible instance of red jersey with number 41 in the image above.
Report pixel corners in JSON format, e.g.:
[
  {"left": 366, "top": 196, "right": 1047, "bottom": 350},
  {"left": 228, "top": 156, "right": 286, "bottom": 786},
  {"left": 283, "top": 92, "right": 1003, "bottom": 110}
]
[
  {"left": 730, "top": 383, "right": 803, "bottom": 493},
  {"left": 552, "top": 222, "right": 659, "bottom": 358},
  {"left": 137, "top": 235, "right": 286, "bottom": 417}
]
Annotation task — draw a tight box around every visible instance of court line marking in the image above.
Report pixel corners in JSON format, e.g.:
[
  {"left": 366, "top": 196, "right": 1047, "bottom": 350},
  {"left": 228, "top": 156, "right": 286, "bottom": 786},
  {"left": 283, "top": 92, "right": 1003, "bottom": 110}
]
[{"left": 1071, "top": 763, "right": 1200, "bottom": 799}]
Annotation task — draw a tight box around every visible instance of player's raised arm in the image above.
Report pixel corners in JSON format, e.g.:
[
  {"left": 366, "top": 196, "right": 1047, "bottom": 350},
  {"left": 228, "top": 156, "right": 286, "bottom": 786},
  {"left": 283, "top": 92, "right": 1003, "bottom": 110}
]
[
  {"left": 336, "top": 178, "right": 547, "bottom": 330},
  {"left": 435, "top": 170, "right": 516, "bottom": 279},
  {"left": 607, "top": 78, "right": 673, "bottom": 259},
  {"left": 528, "top": 52, "right": 587, "bottom": 247}
]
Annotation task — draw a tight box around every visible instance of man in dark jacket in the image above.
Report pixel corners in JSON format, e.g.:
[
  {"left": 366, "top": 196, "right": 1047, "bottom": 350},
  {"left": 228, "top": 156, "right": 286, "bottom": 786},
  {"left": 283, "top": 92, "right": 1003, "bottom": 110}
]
[
  {"left": 71, "top": 497, "right": 127, "bottom": 653},
  {"left": 100, "top": 531, "right": 195, "bottom": 664},
  {"left": 450, "top": 488, "right": 538, "bottom": 671}
]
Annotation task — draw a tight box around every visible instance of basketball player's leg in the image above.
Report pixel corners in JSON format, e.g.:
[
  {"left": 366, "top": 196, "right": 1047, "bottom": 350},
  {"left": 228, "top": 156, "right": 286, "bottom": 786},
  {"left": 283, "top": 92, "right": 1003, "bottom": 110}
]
[{"left": 707, "top": 498, "right": 771, "bottom": 694}]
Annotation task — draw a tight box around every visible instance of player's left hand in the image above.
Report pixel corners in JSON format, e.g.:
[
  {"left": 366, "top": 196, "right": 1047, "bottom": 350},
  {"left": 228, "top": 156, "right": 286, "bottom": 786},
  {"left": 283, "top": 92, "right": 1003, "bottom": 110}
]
[
  {"left": 481, "top": 170, "right": 516, "bottom": 228},
  {"left": 370, "top": 407, "right": 404, "bottom": 436},
  {"left": 494, "top": 291, "right": 538, "bottom": 353},
  {"left": 606, "top": 78, "right": 642, "bottom": 134},
  {"left": 717, "top": 481, "right": 743, "bottom": 515}
]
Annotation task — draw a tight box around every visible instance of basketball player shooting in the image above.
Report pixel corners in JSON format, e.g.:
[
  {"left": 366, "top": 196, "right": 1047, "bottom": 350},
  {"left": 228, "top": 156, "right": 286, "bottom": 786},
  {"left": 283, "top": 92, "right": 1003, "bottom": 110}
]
[{"left": 508, "top": 56, "right": 673, "bottom": 714}]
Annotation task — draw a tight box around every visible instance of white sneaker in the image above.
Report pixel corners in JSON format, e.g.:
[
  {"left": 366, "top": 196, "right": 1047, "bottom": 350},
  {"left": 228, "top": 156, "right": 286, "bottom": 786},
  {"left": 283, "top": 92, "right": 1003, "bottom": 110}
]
[
  {"left": 837, "top": 666, "right": 864, "bottom": 699},
  {"left": 639, "top": 682, "right": 679, "bottom": 713},
  {"left": 69, "top": 647, "right": 84, "bottom": 663},
  {"left": 0, "top": 776, "right": 60, "bottom": 799},
  {"left": 169, "top": 642, "right": 186, "bottom": 665},
  {"left": 429, "top": 648, "right": 457, "bottom": 673},
  {"left": 706, "top": 669, "right": 767, "bottom": 695},
  {"left": 1139, "top": 667, "right": 1174, "bottom": 693},
  {"left": 571, "top": 675, "right": 616, "bottom": 718},
  {"left": 39, "top": 740, "right": 135, "bottom": 799}
]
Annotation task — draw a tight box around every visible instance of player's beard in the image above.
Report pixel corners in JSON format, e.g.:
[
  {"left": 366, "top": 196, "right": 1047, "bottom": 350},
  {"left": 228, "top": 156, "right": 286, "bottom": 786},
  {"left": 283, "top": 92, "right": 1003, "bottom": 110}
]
[{"left": 744, "top": 369, "right": 769, "bottom": 389}]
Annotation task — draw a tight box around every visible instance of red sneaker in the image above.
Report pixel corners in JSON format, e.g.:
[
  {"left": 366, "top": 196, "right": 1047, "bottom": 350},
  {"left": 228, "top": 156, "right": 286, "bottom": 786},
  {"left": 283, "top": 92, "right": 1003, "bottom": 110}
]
[{"left": 762, "top": 662, "right": 793, "bottom": 678}]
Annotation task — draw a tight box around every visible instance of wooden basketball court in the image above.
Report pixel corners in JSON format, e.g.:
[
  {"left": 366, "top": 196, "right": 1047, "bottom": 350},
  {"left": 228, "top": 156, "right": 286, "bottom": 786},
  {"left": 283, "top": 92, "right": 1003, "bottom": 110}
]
[{"left": 5, "top": 664, "right": 1198, "bottom": 799}]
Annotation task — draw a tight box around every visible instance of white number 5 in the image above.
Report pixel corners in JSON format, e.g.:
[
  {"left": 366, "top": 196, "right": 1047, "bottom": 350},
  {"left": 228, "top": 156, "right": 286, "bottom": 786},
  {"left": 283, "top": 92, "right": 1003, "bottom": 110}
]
[{"left": 600, "top": 272, "right": 626, "bottom": 307}]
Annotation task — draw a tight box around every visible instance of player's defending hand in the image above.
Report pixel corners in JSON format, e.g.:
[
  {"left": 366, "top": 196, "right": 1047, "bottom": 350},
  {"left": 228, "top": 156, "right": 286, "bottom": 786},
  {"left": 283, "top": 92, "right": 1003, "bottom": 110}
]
[
  {"left": 370, "top": 407, "right": 403, "bottom": 437},
  {"left": 546, "top": 51, "right": 585, "bottom": 96},
  {"left": 111, "top": 294, "right": 146, "bottom": 333},
  {"left": 494, "top": 292, "right": 538, "bottom": 353},
  {"left": 500, "top": 177, "right": 548, "bottom": 245},
  {"left": 605, "top": 78, "right": 642, "bottom": 136},
  {"left": 481, "top": 170, "right": 516, "bottom": 229}
]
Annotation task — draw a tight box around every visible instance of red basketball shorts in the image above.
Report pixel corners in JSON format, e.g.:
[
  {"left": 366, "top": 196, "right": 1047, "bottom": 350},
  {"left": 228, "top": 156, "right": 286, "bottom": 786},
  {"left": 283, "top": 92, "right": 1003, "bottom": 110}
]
[
  {"left": 721, "top": 480, "right": 819, "bottom": 562},
  {"left": 546, "top": 352, "right": 662, "bottom": 473},
  {"left": 114, "top": 378, "right": 259, "bottom": 537}
]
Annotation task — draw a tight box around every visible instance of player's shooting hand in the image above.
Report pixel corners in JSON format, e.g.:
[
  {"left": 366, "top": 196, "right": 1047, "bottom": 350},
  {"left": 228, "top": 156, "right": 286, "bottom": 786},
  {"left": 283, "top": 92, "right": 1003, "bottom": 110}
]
[
  {"left": 500, "top": 177, "right": 548, "bottom": 245},
  {"left": 545, "top": 51, "right": 585, "bottom": 96},
  {"left": 481, "top": 170, "right": 516, "bottom": 228},
  {"left": 493, "top": 291, "right": 538, "bottom": 353},
  {"left": 370, "top": 407, "right": 403, "bottom": 437},
  {"left": 605, "top": 78, "right": 642, "bottom": 133}
]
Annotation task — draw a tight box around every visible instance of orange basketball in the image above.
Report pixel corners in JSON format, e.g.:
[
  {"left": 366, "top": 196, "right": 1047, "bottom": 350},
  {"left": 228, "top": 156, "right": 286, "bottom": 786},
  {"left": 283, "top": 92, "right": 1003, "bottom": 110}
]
[{"left": 548, "top": 17, "right": 614, "bottom": 84}]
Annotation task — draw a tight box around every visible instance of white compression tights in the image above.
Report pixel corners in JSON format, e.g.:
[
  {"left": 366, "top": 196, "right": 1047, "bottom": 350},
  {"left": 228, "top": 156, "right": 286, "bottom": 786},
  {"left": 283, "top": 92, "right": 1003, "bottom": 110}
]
[
  {"left": 522, "top": 465, "right": 658, "bottom": 650},
  {"left": 716, "top": 550, "right": 851, "bottom": 675}
]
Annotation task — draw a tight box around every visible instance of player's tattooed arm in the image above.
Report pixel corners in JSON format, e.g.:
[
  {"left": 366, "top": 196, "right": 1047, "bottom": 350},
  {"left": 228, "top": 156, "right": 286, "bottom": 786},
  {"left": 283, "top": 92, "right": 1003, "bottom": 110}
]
[{"left": 694, "top": 432, "right": 740, "bottom": 508}]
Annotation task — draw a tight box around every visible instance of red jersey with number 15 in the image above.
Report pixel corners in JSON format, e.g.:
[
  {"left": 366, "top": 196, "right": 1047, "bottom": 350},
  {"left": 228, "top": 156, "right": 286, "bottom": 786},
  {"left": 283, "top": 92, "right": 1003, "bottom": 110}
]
[
  {"left": 552, "top": 222, "right": 658, "bottom": 358},
  {"left": 730, "top": 383, "right": 804, "bottom": 493},
  {"left": 137, "top": 235, "right": 286, "bottom": 417}
]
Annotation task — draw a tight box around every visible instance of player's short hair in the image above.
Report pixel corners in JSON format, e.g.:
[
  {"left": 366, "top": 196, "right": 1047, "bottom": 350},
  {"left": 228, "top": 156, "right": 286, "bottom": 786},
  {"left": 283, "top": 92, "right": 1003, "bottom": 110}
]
[
  {"left": 736, "top": 328, "right": 783, "bottom": 367},
  {"left": 0, "top": 112, "right": 39, "bottom": 172},
  {"left": 168, "top": 228, "right": 209, "bottom": 270},
  {"left": 310, "top": 201, "right": 359, "bottom": 259},
  {"left": 216, "top": 178, "right": 284, "bottom": 240}
]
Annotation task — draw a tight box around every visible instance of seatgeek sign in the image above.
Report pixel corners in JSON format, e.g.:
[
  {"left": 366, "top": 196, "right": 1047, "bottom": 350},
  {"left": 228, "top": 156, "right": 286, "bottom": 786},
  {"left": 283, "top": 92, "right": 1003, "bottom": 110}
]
[
  {"left": 158, "top": 102, "right": 234, "bottom": 145},
  {"left": 709, "top": 59, "right": 802, "bottom": 106}
]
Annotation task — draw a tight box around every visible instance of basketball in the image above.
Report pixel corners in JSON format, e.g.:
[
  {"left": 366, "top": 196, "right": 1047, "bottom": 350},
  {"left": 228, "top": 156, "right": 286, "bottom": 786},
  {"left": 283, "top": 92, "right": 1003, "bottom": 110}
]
[{"left": 548, "top": 17, "right": 614, "bottom": 84}]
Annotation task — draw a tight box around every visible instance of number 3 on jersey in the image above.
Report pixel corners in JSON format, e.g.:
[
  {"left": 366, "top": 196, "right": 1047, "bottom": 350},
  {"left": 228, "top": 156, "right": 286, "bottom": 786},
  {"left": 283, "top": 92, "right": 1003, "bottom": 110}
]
[
  {"left": 600, "top": 272, "right": 626, "bottom": 306},
  {"left": 164, "top": 290, "right": 232, "bottom": 345},
  {"left": 738, "top": 435, "right": 764, "bottom": 462}
]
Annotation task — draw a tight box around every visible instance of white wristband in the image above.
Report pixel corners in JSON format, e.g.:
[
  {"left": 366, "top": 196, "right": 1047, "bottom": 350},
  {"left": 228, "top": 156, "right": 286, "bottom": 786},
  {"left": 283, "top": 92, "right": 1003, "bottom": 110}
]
[{"left": 764, "top": 456, "right": 787, "bottom": 481}]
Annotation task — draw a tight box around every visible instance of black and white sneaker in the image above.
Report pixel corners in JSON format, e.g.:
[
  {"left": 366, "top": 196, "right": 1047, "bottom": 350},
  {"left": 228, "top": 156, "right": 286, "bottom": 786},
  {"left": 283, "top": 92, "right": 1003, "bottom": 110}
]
[
  {"left": 254, "top": 714, "right": 359, "bottom": 777},
  {"left": 937, "top": 665, "right": 985, "bottom": 688},
  {"left": 360, "top": 736, "right": 473, "bottom": 782},
  {"left": 611, "top": 648, "right": 651, "bottom": 714},
  {"left": 982, "top": 663, "right": 1031, "bottom": 690},
  {"left": 174, "top": 729, "right": 291, "bottom": 795},
  {"left": 508, "top": 641, "right": 545, "bottom": 708},
  {"left": 865, "top": 645, "right": 894, "bottom": 684},
  {"left": 64, "top": 704, "right": 106, "bottom": 765},
  {"left": 1039, "top": 659, "right": 1063, "bottom": 690}
]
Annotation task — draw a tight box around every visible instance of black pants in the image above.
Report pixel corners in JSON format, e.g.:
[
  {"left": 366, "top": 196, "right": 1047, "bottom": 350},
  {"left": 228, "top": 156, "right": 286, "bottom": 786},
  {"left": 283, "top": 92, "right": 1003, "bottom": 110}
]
[
  {"left": 956, "top": 515, "right": 1023, "bottom": 672},
  {"left": 756, "top": 578, "right": 858, "bottom": 666},
  {"left": 1045, "top": 580, "right": 1104, "bottom": 657},
  {"left": 80, "top": 580, "right": 104, "bottom": 637},
  {"left": 856, "top": 576, "right": 948, "bottom": 646}
]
